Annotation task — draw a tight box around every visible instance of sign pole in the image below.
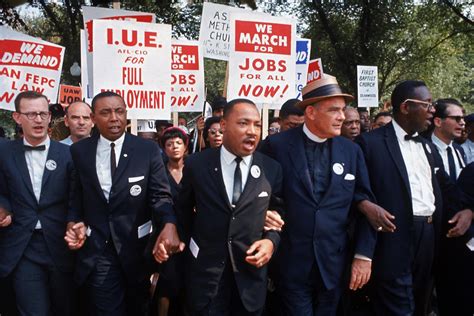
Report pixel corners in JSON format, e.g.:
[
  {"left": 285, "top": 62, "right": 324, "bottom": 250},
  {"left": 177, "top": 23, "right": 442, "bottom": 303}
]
[{"left": 262, "top": 104, "right": 269, "bottom": 140}]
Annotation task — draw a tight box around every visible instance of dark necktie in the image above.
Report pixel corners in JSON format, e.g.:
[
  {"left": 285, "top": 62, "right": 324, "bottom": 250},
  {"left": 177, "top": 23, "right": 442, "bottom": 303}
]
[
  {"left": 446, "top": 146, "right": 457, "bottom": 182},
  {"left": 232, "top": 157, "right": 243, "bottom": 206},
  {"left": 110, "top": 143, "right": 116, "bottom": 177},
  {"left": 404, "top": 134, "right": 423, "bottom": 143},
  {"left": 24, "top": 145, "right": 46, "bottom": 151}
]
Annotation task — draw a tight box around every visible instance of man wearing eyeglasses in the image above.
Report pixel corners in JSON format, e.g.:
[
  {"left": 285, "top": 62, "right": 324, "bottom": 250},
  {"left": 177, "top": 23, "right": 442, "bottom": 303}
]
[
  {"left": 0, "top": 91, "right": 76, "bottom": 315},
  {"left": 356, "top": 81, "right": 471, "bottom": 316}
]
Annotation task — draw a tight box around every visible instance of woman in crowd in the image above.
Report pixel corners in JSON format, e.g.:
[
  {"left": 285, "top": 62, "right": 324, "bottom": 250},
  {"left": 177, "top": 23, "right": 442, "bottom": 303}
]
[{"left": 203, "top": 116, "right": 223, "bottom": 149}]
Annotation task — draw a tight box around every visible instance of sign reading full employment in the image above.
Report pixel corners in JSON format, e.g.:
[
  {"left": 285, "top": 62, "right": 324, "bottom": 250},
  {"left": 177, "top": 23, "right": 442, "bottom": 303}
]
[
  {"left": 357, "top": 65, "right": 378, "bottom": 108},
  {"left": 227, "top": 13, "right": 296, "bottom": 108},
  {"left": 91, "top": 19, "right": 172, "bottom": 119},
  {"left": 199, "top": 2, "right": 242, "bottom": 61},
  {"left": 0, "top": 26, "right": 64, "bottom": 111},
  {"left": 58, "top": 85, "right": 82, "bottom": 107},
  {"left": 307, "top": 58, "right": 324, "bottom": 84},
  {"left": 171, "top": 40, "right": 205, "bottom": 112},
  {"left": 82, "top": 6, "right": 155, "bottom": 98},
  {"left": 295, "top": 38, "right": 311, "bottom": 99}
]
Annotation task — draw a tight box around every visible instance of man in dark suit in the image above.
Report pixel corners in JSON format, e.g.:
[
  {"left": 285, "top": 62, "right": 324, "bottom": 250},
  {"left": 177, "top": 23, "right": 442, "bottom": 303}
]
[
  {"left": 261, "top": 75, "right": 378, "bottom": 316},
  {"left": 356, "top": 81, "right": 471, "bottom": 316},
  {"left": 64, "top": 91, "right": 182, "bottom": 315},
  {"left": 176, "top": 99, "right": 284, "bottom": 315},
  {"left": 0, "top": 91, "right": 75, "bottom": 315}
]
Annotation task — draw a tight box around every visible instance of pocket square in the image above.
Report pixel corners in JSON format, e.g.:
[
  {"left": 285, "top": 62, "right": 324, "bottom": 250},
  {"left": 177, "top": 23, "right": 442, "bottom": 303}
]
[
  {"left": 258, "top": 191, "right": 269, "bottom": 197},
  {"left": 128, "top": 176, "right": 144, "bottom": 183},
  {"left": 344, "top": 173, "right": 355, "bottom": 180},
  {"left": 434, "top": 167, "right": 439, "bottom": 174}
]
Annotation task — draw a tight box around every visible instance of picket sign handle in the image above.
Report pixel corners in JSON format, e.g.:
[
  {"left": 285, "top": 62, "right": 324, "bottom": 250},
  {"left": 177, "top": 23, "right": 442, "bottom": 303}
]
[
  {"left": 222, "top": 62, "right": 229, "bottom": 98},
  {"left": 172, "top": 112, "right": 179, "bottom": 126},
  {"left": 262, "top": 104, "right": 269, "bottom": 140},
  {"left": 274, "top": 110, "right": 280, "bottom": 118},
  {"left": 131, "top": 119, "right": 137, "bottom": 135}
]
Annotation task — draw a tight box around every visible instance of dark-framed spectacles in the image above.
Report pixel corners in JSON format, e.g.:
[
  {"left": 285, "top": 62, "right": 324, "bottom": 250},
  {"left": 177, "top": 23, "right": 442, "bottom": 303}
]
[
  {"left": 268, "top": 127, "right": 280, "bottom": 133},
  {"left": 441, "top": 115, "right": 465, "bottom": 123},
  {"left": 403, "top": 99, "right": 434, "bottom": 111},
  {"left": 18, "top": 111, "right": 51, "bottom": 120}
]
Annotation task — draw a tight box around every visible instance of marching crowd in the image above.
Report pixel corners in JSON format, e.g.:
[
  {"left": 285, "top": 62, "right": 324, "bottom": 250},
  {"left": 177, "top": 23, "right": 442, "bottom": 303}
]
[{"left": 0, "top": 75, "right": 473, "bottom": 316}]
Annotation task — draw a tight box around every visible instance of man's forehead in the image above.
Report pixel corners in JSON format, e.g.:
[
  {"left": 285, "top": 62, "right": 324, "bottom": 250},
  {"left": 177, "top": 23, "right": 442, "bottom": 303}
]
[
  {"left": 96, "top": 96, "right": 125, "bottom": 108},
  {"left": 412, "top": 86, "right": 432, "bottom": 100}
]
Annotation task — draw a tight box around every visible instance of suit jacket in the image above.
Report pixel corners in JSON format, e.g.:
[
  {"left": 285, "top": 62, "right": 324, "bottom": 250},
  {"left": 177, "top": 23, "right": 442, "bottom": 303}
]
[
  {"left": 69, "top": 133, "right": 174, "bottom": 284},
  {"left": 261, "top": 126, "right": 376, "bottom": 290},
  {"left": 177, "top": 148, "right": 284, "bottom": 312},
  {"left": 356, "top": 122, "right": 462, "bottom": 280},
  {"left": 0, "top": 139, "right": 75, "bottom": 277}
]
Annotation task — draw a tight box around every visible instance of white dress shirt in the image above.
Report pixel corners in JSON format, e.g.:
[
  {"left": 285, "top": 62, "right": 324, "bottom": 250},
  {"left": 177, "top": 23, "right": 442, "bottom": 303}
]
[
  {"left": 96, "top": 133, "right": 125, "bottom": 201},
  {"left": 392, "top": 120, "right": 435, "bottom": 216},
  {"left": 24, "top": 137, "right": 50, "bottom": 229},
  {"left": 220, "top": 145, "right": 252, "bottom": 206},
  {"left": 461, "top": 139, "right": 474, "bottom": 164},
  {"left": 60, "top": 136, "right": 73, "bottom": 146},
  {"left": 431, "top": 134, "right": 464, "bottom": 179}
]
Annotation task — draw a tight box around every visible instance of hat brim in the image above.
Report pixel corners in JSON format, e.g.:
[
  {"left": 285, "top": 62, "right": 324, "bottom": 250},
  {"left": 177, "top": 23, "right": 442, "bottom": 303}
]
[{"left": 296, "top": 94, "right": 354, "bottom": 110}]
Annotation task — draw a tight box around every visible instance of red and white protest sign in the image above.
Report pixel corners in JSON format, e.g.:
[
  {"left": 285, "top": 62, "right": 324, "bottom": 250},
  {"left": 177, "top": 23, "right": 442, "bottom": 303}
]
[
  {"left": 92, "top": 19, "right": 172, "bottom": 119},
  {"left": 58, "top": 84, "right": 82, "bottom": 107},
  {"left": 307, "top": 58, "right": 324, "bottom": 84},
  {"left": 0, "top": 26, "right": 64, "bottom": 111},
  {"left": 227, "top": 13, "right": 296, "bottom": 108},
  {"left": 82, "top": 6, "right": 155, "bottom": 98},
  {"left": 171, "top": 40, "right": 205, "bottom": 112}
]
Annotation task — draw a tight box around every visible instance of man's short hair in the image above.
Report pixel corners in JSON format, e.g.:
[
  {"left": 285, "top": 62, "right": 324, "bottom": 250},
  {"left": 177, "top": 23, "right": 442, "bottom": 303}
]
[
  {"left": 280, "top": 99, "right": 303, "bottom": 119},
  {"left": 14, "top": 91, "right": 48, "bottom": 112},
  {"left": 434, "top": 98, "right": 463, "bottom": 118},
  {"left": 223, "top": 98, "right": 256, "bottom": 118},
  {"left": 65, "top": 101, "right": 91, "bottom": 116},
  {"left": 211, "top": 96, "right": 227, "bottom": 112},
  {"left": 391, "top": 80, "right": 427, "bottom": 113},
  {"left": 374, "top": 111, "right": 392, "bottom": 121},
  {"left": 91, "top": 91, "right": 124, "bottom": 112}
]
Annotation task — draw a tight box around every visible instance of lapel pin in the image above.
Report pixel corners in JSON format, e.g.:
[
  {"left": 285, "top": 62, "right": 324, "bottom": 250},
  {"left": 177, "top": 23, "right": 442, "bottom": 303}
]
[
  {"left": 214, "top": 168, "right": 218, "bottom": 172},
  {"left": 251, "top": 165, "right": 261, "bottom": 178},
  {"left": 45, "top": 159, "right": 57, "bottom": 171},
  {"left": 123, "top": 154, "right": 128, "bottom": 157},
  {"left": 332, "top": 163, "right": 344, "bottom": 175}
]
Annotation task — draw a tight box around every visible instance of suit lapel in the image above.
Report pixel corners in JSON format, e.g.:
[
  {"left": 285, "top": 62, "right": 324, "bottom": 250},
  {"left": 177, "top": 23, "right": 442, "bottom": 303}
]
[
  {"left": 12, "top": 140, "right": 36, "bottom": 201},
  {"left": 318, "top": 138, "right": 338, "bottom": 206},
  {"left": 112, "top": 133, "right": 134, "bottom": 187},
  {"left": 384, "top": 123, "right": 411, "bottom": 199},
  {"left": 208, "top": 148, "right": 233, "bottom": 212},
  {"left": 86, "top": 135, "right": 107, "bottom": 203},
  {"left": 234, "top": 154, "right": 260, "bottom": 210},
  {"left": 40, "top": 141, "right": 58, "bottom": 191},
  {"left": 288, "top": 128, "right": 316, "bottom": 201}
]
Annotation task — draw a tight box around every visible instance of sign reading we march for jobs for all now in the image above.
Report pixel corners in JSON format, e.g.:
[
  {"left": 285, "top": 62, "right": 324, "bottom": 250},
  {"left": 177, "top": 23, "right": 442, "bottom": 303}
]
[
  {"left": 0, "top": 26, "right": 64, "bottom": 111},
  {"left": 91, "top": 19, "right": 172, "bottom": 119},
  {"left": 227, "top": 12, "right": 296, "bottom": 108}
]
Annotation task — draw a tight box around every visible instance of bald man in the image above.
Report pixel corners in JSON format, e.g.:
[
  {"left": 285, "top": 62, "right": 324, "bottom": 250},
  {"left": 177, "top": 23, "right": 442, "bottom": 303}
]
[
  {"left": 341, "top": 107, "right": 361, "bottom": 141},
  {"left": 61, "top": 101, "right": 94, "bottom": 145}
]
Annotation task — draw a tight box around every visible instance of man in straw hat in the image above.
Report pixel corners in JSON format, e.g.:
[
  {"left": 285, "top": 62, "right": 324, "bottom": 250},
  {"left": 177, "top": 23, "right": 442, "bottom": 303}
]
[{"left": 261, "top": 74, "right": 383, "bottom": 315}]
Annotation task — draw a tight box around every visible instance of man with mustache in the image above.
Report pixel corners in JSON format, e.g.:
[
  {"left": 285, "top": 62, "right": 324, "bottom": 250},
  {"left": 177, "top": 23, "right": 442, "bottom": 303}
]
[{"left": 176, "top": 98, "right": 284, "bottom": 315}]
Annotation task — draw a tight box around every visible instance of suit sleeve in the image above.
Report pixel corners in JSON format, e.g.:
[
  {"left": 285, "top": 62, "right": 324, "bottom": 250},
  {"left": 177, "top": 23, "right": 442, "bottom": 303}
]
[
  {"left": 68, "top": 144, "right": 84, "bottom": 223},
  {"left": 263, "top": 162, "right": 284, "bottom": 249},
  {"left": 0, "top": 152, "right": 12, "bottom": 213},
  {"left": 175, "top": 160, "right": 196, "bottom": 243},
  {"left": 148, "top": 143, "right": 176, "bottom": 225}
]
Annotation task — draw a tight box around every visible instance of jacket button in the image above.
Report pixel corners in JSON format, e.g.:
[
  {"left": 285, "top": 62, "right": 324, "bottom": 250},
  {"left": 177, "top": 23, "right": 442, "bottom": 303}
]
[{"left": 232, "top": 216, "right": 235, "bottom": 220}]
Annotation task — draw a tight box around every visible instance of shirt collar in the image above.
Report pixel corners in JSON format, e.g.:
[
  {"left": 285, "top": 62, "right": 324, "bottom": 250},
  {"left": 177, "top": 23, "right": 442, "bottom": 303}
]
[
  {"left": 431, "top": 133, "right": 452, "bottom": 150},
  {"left": 23, "top": 136, "right": 50, "bottom": 150},
  {"left": 221, "top": 145, "right": 252, "bottom": 166},
  {"left": 392, "top": 119, "right": 419, "bottom": 143},
  {"left": 98, "top": 132, "right": 126, "bottom": 148},
  {"left": 303, "top": 124, "right": 327, "bottom": 143}
]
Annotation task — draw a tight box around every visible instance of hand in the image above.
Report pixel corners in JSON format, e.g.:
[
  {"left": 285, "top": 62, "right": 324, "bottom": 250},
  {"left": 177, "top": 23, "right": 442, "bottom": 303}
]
[
  {"left": 153, "top": 223, "right": 185, "bottom": 263},
  {"left": 349, "top": 258, "right": 372, "bottom": 290},
  {"left": 264, "top": 210, "right": 284, "bottom": 232},
  {"left": 447, "top": 209, "right": 473, "bottom": 238},
  {"left": 357, "top": 200, "right": 396, "bottom": 232},
  {"left": 64, "top": 221, "right": 87, "bottom": 250},
  {"left": 245, "top": 239, "right": 274, "bottom": 268},
  {"left": 0, "top": 214, "right": 12, "bottom": 227},
  {"left": 196, "top": 116, "right": 205, "bottom": 131}
]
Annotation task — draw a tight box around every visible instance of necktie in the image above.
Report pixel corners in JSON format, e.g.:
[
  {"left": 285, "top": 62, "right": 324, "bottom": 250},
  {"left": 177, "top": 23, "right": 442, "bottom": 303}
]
[
  {"left": 110, "top": 142, "right": 116, "bottom": 177},
  {"left": 232, "top": 157, "right": 242, "bottom": 206},
  {"left": 446, "top": 146, "right": 456, "bottom": 182},
  {"left": 404, "top": 134, "right": 423, "bottom": 143},
  {"left": 24, "top": 145, "right": 46, "bottom": 151}
]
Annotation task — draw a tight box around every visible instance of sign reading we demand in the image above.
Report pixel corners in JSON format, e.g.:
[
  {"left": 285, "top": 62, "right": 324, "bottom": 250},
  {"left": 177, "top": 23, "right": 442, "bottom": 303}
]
[
  {"left": 227, "top": 13, "right": 296, "bottom": 108},
  {"left": 0, "top": 26, "right": 64, "bottom": 111},
  {"left": 92, "top": 19, "right": 171, "bottom": 119}
]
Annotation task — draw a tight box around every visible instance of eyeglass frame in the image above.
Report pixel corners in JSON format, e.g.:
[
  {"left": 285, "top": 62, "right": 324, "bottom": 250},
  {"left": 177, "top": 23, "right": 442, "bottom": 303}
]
[
  {"left": 17, "top": 111, "right": 51, "bottom": 120},
  {"left": 209, "top": 128, "right": 223, "bottom": 136},
  {"left": 440, "top": 115, "right": 465, "bottom": 123},
  {"left": 402, "top": 99, "right": 434, "bottom": 111}
]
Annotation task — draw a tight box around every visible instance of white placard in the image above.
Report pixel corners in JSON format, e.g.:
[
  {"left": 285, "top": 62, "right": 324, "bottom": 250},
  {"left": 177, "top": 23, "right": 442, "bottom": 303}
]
[
  {"left": 91, "top": 19, "right": 171, "bottom": 119},
  {"left": 171, "top": 40, "right": 205, "bottom": 112},
  {"left": 227, "top": 12, "right": 296, "bottom": 108},
  {"left": 199, "top": 2, "right": 242, "bottom": 61},
  {"left": 0, "top": 26, "right": 64, "bottom": 111},
  {"left": 295, "top": 38, "right": 311, "bottom": 99},
  {"left": 80, "top": 30, "right": 92, "bottom": 104},
  {"left": 357, "top": 65, "right": 378, "bottom": 108}
]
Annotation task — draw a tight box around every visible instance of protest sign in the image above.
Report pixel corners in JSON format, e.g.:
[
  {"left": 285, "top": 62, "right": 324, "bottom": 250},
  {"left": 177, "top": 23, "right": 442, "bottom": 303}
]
[
  {"left": 82, "top": 6, "right": 155, "bottom": 97},
  {"left": 171, "top": 40, "right": 205, "bottom": 112},
  {"left": 295, "top": 38, "right": 311, "bottom": 99},
  {"left": 58, "top": 84, "right": 82, "bottom": 107},
  {"left": 91, "top": 19, "right": 172, "bottom": 119},
  {"left": 227, "top": 12, "right": 296, "bottom": 108},
  {"left": 80, "top": 30, "right": 92, "bottom": 104},
  {"left": 0, "top": 26, "right": 64, "bottom": 111},
  {"left": 137, "top": 120, "right": 156, "bottom": 133},
  {"left": 357, "top": 65, "right": 378, "bottom": 107},
  {"left": 307, "top": 58, "right": 323, "bottom": 84},
  {"left": 199, "top": 2, "right": 242, "bottom": 61}
]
